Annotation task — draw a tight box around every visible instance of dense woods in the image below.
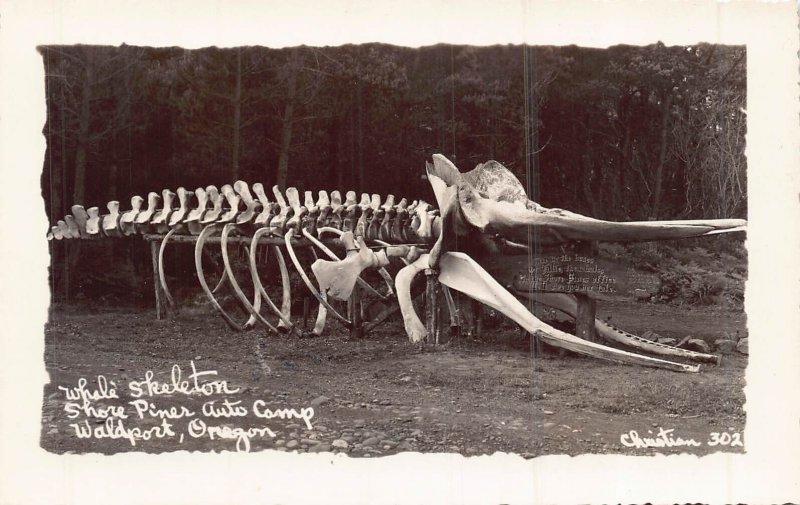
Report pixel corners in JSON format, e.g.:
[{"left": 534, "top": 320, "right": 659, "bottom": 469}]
[{"left": 40, "top": 43, "right": 747, "bottom": 304}]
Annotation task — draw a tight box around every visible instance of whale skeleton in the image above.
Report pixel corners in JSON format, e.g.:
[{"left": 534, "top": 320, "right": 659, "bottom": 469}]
[{"left": 49, "top": 154, "right": 746, "bottom": 372}]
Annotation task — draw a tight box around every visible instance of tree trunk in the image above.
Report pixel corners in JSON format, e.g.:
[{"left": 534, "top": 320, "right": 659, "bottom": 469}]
[
  {"left": 356, "top": 78, "right": 364, "bottom": 192},
  {"left": 614, "top": 122, "right": 631, "bottom": 219},
  {"left": 650, "top": 93, "right": 673, "bottom": 219},
  {"left": 73, "top": 47, "right": 94, "bottom": 205},
  {"left": 276, "top": 49, "right": 299, "bottom": 189},
  {"left": 231, "top": 48, "right": 242, "bottom": 181}
]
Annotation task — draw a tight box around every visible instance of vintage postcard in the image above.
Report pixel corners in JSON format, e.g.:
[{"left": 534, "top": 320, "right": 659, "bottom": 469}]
[{"left": 1, "top": 1, "right": 798, "bottom": 504}]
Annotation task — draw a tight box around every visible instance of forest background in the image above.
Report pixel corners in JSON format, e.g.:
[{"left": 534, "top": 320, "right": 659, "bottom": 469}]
[{"left": 39, "top": 43, "right": 747, "bottom": 308}]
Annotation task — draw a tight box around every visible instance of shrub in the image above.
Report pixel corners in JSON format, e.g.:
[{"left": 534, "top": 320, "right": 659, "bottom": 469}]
[{"left": 605, "top": 241, "right": 746, "bottom": 308}]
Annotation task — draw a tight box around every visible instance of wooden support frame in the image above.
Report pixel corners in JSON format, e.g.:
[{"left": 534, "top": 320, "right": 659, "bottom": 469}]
[
  {"left": 349, "top": 283, "right": 364, "bottom": 339},
  {"left": 149, "top": 239, "right": 169, "bottom": 320},
  {"left": 424, "top": 268, "right": 442, "bottom": 344},
  {"left": 573, "top": 240, "right": 597, "bottom": 343}
]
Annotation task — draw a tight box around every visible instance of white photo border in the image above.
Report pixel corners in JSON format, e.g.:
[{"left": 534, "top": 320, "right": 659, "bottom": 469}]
[{"left": 1, "top": 1, "right": 798, "bottom": 503}]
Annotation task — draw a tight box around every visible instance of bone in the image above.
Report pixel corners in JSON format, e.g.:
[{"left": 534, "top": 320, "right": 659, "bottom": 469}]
[
  {"left": 311, "top": 232, "right": 390, "bottom": 301},
  {"left": 234, "top": 181, "right": 260, "bottom": 225},
  {"left": 157, "top": 229, "right": 178, "bottom": 310},
  {"left": 329, "top": 190, "right": 345, "bottom": 230},
  {"left": 285, "top": 187, "right": 307, "bottom": 232},
  {"left": 85, "top": 207, "right": 101, "bottom": 235},
  {"left": 252, "top": 182, "right": 270, "bottom": 208},
  {"left": 378, "top": 197, "right": 396, "bottom": 241},
  {"left": 366, "top": 194, "right": 386, "bottom": 240},
  {"left": 195, "top": 223, "right": 258, "bottom": 331},
  {"left": 304, "top": 191, "right": 318, "bottom": 213},
  {"left": 56, "top": 220, "right": 72, "bottom": 239},
  {"left": 220, "top": 223, "right": 277, "bottom": 332},
  {"left": 330, "top": 190, "right": 342, "bottom": 209},
  {"left": 303, "top": 227, "right": 389, "bottom": 300},
  {"left": 64, "top": 215, "right": 81, "bottom": 239},
  {"left": 437, "top": 251, "right": 699, "bottom": 372},
  {"left": 184, "top": 187, "right": 208, "bottom": 235},
  {"left": 168, "top": 187, "right": 191, "bottom": 226},
  {"left": 458, "top": 183, "right": 746, "bottom": 244},
  {"left": 428, "top": 183, "right": 463, "bottom": 268},
  {"left": 343, "top": 205, "right": 361, "bottom": 234},
  {"left": 248, "top": 228, "right": 296, "bottom": 332},
  {"left": 284, "top": 229, "right": 345, "bottom": 325},
  {"left": 185, "top": 187, "right": 208, "bottom": 221},
  {"left": 150, "top": 189, "right": 176, "bottom": 234},
  {"left": 269, "top": 185, "right": 292, "bottom": 235},
  {"left": 301, "top": 191, "right": 319, "bottom": 234},
  {"left": 355, "top": 193, "right": 375, "bottom": 238},
  {"left": 395, "top": 254, "right": 431, "bottom": 342},
  {"left": 120, "top": 195, "right": 144, "bottom": 235},
  {"left": 525, "top": 292, "right": 719, "bottom": 364},
  {"left": 411, "top": 202, "right": 434, "bottom": 241},
  {"left": 70, "top": 205, "right": 90, "bottom": 238},
  {"left": 101, "top": 201, "right": 122, "bottom": 237},
  {"left": 49, "top": 226, "right": 62, "bottom": 240},
  {"left": 135, "top": 192, "right": 161, "bottom": 233},
  {"left": 429, "top": 154, "right": 746, "bottom": 244},
  {"left": 218, "top": 184, "right": 241, "bottom": 223},
  {"left": 252, "top": 183, "right": 277, "bottom": 227},
  {"left": 274, "top": 246, "right": 294, "bottom": 332},
  {"left": 342, "top": 191, "right": 360, "bottom": 233},
  {"left": 315, "top": 190, "right": 331, "bottom": 230},
  {"left": 200, "top": 185, "right": 223, "bottom": 224},
  {"left": 368, "top": 209, "right": 383, "bottom": 240},
  {"left": 392, "top": 207, "right": 409, "bottom": 243}
]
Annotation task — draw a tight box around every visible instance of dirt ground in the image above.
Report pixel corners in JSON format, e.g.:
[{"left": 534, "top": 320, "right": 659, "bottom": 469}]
[{"left": 40, "top": 300, "right": 747, "bottom": 457}]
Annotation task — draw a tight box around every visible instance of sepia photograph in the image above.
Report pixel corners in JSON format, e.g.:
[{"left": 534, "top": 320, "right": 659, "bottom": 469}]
[
  {"left": 1, "top": 1, "right": 798, "bottom": 504},
  {"left": 39, "top": 42, "right": 748, "bottom": 457}
]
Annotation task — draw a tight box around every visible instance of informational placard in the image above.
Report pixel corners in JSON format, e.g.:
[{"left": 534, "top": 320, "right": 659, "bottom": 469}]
[{"left": 512, "top": 253, "right": 660, "bottom": 299}]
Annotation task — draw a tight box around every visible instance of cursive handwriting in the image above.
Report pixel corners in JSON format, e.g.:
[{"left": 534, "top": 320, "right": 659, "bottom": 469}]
[
  {"left": 59, "top": 376, "right": 118, "bottom": 401},
  {"left": 128, "top": 361, "right": 240, "bottom": 398},
  {"left": 57, "top": 361, "right": 318, "bottom": 452},
  {"left": 187, "top": 418, "right": 275, "bottom": 452},
  {"left": 70, "top": 418, "right": 176, "bottom": 446},
  {"left": 252, "top": 400, "right": 314, "bottom": 429},
  {"left": 620, "top": 428, "right": 701, "bottom": 448}
]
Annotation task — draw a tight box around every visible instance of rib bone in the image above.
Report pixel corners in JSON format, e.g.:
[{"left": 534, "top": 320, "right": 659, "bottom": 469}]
[
  {"left": 195, "top": 224, "right": 258, "bottom": 331},
  {"left": 395, "top": 253, "right": 430, "bottom": 342},
  {"left": 220, "top": 223, "right": 276, "bottom": 332},
  {"left": 284, "top": 228, "right": 346, "bottom": 325},
  {"left": 249, "top": 228, "right": 295, "bottom": 332}
]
